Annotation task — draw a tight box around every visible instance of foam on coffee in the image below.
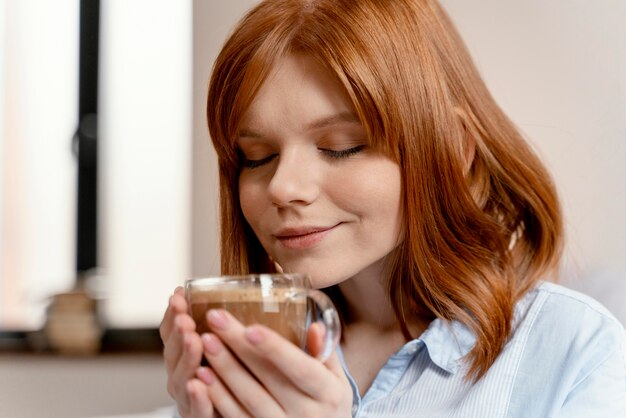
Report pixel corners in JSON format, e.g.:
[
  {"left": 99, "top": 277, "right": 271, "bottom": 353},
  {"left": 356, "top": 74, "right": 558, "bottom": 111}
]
[{"left": 188, "top": 287, "right": 300, "bottom": 303}]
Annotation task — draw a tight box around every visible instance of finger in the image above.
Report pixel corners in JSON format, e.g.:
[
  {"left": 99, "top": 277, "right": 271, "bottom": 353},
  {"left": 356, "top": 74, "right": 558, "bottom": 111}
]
[
  {"left": 159, "top": 294, "right": 177, "bottom": 342},
  {"left": 169, "top": 331, "right": 204, "bottom": 402},
  {"left": 163, "top": 314, "right": 197, "bottom": 373},
  {"left": 160, "top": 288, "right": 188, "bottom": 341},
  {"left": 186, "top": 378, "right": 214, "bottom": 418},
  {"left": 196, "top": 367, "right": 251, "bottom": 418},
  {"left": 206, "top": 310, "right": 319, "bottom": 411},
  {"left": 200, "top": 330, "right": 284, "bottom": 418},
  {"left": 305, "top": 322, "right": 325, "bottom": 358},
  {"left": 244, "top": 323, "right": 346, "bottom": 399},
  {"left": 306, "top": 322, "right": 345, "bottom": 378}
]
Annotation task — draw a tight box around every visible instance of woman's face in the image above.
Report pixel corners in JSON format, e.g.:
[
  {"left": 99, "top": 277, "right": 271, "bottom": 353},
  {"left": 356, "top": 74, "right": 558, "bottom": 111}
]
[{"left": 237, "top": 54, "right": 402, "bottom": 288}]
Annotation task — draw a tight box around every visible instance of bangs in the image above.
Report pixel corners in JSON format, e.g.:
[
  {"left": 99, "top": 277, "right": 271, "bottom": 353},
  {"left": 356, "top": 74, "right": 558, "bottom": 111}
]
[
  {"left": 208, "top": 0, "right": 407, "bottom": 168},
  {"left": 208, "top": 25, "right": 293, "bottom": 166}
]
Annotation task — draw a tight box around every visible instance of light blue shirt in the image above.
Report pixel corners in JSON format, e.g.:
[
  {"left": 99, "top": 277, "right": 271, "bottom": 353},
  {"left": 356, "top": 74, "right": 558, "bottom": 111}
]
[{"left": 340, "top": 281, "right": 626, "bottom": 417}]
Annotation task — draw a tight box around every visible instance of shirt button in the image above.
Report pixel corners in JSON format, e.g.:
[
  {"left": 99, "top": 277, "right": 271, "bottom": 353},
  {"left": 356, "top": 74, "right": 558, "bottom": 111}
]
[
  {"left": 352, "top": 404, "right": 359, "bottom": 415},
  {"left": 407, "top": 346, "right": 418, "bottom": 354}
]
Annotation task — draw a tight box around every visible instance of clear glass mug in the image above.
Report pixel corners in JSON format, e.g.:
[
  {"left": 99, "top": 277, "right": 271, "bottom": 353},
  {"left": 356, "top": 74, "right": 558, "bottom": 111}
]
[{"left": 185, "top": 273, "right": 341, "bottom": 361}]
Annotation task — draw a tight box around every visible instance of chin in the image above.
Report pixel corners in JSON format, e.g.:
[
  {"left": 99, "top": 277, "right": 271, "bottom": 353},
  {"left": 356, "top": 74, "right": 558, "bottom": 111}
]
[{"left": 277, "top": 260, "right": 353, "bottom": 289}]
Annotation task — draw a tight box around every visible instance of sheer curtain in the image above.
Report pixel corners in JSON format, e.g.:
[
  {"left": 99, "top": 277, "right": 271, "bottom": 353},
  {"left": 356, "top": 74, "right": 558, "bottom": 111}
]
[
  {"left": 0, "top": 0, "right": 193, "bottom": 331},
  {"left": 99, "top": 0, "right": 191, "bottom": 328},
  {"left": 0, "top": 0, "right": 78, "bottom": 330}
]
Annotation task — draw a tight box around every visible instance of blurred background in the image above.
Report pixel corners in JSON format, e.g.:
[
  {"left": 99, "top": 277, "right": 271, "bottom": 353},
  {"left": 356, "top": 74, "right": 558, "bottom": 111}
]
[{"left": 0, "top": 0, "right": 624, "bottom": 417}]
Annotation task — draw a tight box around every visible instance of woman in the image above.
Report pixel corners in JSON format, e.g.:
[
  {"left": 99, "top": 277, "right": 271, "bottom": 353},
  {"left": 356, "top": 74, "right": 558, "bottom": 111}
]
[{"left": 160, "top": 0, "right": 626, "bottom": 416}]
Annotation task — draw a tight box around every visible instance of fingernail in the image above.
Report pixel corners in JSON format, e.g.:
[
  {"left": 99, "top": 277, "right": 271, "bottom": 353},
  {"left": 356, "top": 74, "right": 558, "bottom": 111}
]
[
  {"left": 183, "top": 332, "right": 192, "bottom": 348},
  {"left": 207, "top": 309, "right": 228, "bottom": 329},
  {"left": 201, "top": 333, "right": 222, "bottom": 356},
  {"left": 196, "top": 367, "right": 215, "bottom": 385},
  {"left": 245, "top": 326, "right": 264, "bottom": 345}
]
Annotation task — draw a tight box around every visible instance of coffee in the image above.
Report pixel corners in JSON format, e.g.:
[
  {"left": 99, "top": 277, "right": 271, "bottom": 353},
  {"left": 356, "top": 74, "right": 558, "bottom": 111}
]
[
  {"left": 185, "top": 274, "right": 340, "bottom": 361},
  {"left": 188, "top": 287, "right": 309, "bottom": 347}
]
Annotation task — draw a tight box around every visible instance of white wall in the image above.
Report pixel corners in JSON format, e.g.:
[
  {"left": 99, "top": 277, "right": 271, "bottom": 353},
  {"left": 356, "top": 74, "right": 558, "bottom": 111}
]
[{"left": 191, "top": 0, "right": 259, "bottom": 278}]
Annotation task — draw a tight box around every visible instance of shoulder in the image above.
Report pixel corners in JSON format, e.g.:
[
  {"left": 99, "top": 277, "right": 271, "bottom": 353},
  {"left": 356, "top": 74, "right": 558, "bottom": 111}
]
[
  {"left": 504, "top": 281, "right": 626, "bottom": 415},
  {"left": 515, "top": 281, "right": 625, "bottom": 354},
  {"left": 523, "top": 281, "right": 622, "bottom": 325},
  {"left": 506, "top": 281, "right": 625, "bottom": 413},
  {"left": 534, "top": 280, "right": 620, "bottom": 316}
]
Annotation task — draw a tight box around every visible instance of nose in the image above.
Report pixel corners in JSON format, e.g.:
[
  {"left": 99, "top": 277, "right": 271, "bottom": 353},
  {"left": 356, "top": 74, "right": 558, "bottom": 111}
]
[{"left": 267, "top": 148, "right": 320, "bottom": 207}]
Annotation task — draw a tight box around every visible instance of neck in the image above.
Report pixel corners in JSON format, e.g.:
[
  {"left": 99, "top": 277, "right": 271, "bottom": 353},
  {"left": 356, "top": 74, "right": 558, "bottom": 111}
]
[
  {"left": 338, "top": 260, "right": 398, "bottom": 329},
  {"left": 336, "top": 258, "right": 429, "bottom": 337}
]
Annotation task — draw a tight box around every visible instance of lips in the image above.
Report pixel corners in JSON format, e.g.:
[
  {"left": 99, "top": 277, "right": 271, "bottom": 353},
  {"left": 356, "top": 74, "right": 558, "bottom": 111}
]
[{"left": 274, "top": 224, "right": 339, "bottom": 250}]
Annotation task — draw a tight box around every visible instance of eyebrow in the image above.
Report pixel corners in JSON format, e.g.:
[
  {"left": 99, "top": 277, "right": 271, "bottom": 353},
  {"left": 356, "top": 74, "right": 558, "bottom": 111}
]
[{"left": 237, "top": 111, "right": 361, "bottom": 139}]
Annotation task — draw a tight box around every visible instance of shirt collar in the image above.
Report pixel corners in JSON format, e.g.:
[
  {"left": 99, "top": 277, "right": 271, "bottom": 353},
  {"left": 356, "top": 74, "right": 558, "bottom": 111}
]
[{"left": 419, "top": 317, "right": 476, "bottom": 374}]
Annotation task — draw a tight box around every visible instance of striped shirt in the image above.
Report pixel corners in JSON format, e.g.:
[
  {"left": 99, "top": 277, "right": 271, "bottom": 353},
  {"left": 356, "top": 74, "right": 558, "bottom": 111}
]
[{"left": 340, "top": 281, "right": 626, "bottom": 417}]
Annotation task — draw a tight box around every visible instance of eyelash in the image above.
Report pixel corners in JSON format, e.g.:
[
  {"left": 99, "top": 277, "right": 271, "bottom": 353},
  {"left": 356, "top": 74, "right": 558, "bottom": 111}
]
[
  {"left": 241, "top": 145, "right": 366, "bottom": 169},
  {"left": 321, "top": 145, "right": 366, "bottom": 159},
  {"left": 242, "top": 154, "right": 277, "bottom": 169}
]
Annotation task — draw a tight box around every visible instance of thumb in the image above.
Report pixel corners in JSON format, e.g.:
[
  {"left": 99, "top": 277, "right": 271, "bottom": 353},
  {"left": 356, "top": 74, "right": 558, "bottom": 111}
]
[
  {"left": 306, "top": 321, "right": 325, "bottom": 357},
  {"left": 306, "top": 322, "right": 344, "bottom": 376}
]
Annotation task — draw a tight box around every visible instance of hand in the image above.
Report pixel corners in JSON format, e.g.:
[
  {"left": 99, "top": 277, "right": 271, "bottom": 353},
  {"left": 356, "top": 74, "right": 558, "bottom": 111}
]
[
  {"left": 192, "top": 309, "right": 353, "bottom": 418},
  {"left": 159, "top": 287, "right": 218, "bottom": 418}
]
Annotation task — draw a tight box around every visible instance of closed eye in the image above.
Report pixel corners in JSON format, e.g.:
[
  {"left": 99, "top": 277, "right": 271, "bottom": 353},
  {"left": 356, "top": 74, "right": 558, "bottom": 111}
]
[
  {"left": 239, "top": 145, "right": 365, "bottom": 169},
  {"left": 320, "top": 145, "right": 366, "bottom": 159},
  {"left": 241, "top": 153, "right": 277, "bottom": 169}
]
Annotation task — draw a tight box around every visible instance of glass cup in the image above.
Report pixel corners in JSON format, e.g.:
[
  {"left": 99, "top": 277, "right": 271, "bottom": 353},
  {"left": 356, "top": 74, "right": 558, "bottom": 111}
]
[{"left": 185, "top": 273, "right": 341, "bottom": 361}]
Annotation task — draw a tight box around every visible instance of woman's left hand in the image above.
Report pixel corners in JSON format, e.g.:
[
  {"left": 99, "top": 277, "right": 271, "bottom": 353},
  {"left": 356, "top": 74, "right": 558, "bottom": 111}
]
[{"left": 193, "top": 309, "right": 353, "bottom": 418}]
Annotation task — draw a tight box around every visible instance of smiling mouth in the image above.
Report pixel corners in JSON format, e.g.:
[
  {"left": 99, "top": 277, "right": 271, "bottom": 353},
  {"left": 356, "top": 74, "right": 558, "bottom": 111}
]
[{"left": 275, "top": 224, "right": 340, "bottom": 250}]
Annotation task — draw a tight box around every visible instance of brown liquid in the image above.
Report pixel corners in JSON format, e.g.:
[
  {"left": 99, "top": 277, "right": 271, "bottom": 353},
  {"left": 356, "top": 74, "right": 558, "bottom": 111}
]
[{"left": 188, "top": 288, "right": 308, "bottom": 347}]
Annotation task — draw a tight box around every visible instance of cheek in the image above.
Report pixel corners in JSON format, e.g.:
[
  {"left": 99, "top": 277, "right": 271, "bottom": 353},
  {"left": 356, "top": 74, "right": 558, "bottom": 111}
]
[
  {"left": 332, "top": 161, "right": 402, "bottom": 222},
  {"left": 238, "top": 178, "right": 264, "bottom": 227}
]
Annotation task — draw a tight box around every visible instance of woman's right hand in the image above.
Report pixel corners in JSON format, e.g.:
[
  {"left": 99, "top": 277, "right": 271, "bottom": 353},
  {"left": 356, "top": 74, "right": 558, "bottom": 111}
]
[{"left": 160, "top": 287, "right": 216, "bottom": 418}]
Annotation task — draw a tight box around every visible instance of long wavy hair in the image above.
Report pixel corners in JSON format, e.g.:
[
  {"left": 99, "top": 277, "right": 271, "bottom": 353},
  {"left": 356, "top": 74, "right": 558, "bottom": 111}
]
[{"left": 206, "top": 0, "right": 563, "bottom": 381}]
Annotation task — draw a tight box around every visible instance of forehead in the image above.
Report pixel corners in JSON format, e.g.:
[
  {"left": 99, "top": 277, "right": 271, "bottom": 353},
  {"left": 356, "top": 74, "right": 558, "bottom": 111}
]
[{"left": 238, "top": 54, "right": 356, "bottom": 132}]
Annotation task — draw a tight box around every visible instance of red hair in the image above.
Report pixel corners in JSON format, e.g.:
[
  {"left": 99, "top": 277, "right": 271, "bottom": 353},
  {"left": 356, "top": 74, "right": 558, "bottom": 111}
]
[{"left": 207, "top": 0, "right": 563, "bottom": 381}]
